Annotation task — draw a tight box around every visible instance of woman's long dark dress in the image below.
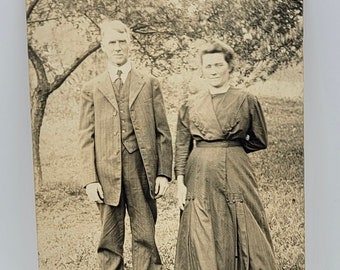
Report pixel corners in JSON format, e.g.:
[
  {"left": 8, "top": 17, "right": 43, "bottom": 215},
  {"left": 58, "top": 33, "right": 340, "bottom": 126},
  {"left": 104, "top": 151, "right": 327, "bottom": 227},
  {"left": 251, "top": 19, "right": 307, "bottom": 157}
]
[{"left": 174, "top": 87, "right": 276, "bottom": 270}]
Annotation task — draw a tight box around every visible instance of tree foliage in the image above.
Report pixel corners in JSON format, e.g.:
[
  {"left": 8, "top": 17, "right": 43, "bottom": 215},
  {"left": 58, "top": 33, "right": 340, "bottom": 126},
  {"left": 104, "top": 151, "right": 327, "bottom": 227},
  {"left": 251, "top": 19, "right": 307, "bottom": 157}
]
[
  {"left": 26, "top": 0, "right": 303, "bottom": 185},
  {"left": 28, "top": 0, "right": 303, "bottom": 79}
]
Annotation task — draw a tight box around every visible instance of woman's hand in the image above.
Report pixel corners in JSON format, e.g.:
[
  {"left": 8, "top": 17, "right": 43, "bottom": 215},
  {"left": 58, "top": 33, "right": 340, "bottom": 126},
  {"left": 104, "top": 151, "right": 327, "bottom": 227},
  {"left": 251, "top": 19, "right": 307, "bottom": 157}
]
[{"left": 177, "top": 175, "right": 187, "bottom": 210}]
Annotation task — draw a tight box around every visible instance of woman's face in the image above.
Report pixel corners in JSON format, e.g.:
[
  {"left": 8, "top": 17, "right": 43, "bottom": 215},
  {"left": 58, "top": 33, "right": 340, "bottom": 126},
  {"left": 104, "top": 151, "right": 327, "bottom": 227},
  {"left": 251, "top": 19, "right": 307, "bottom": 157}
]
[{"left": 201, "top": 52, "right": 232, "bottom": 88}]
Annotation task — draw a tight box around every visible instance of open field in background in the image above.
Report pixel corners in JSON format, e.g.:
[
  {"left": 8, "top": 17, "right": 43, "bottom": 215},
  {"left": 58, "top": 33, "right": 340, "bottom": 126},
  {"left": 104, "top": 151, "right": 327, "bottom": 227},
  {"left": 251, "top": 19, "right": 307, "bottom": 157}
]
[{"left": 35, "top": 63, "right": 304, "bottom": 269}]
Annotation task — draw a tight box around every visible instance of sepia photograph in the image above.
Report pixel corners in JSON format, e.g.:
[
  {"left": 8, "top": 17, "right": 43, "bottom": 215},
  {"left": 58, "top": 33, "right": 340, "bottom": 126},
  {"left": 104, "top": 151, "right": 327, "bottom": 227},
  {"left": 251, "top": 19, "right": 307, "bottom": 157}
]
[{"left": 26, "top": 0, "right": 304, "bottom": 269}]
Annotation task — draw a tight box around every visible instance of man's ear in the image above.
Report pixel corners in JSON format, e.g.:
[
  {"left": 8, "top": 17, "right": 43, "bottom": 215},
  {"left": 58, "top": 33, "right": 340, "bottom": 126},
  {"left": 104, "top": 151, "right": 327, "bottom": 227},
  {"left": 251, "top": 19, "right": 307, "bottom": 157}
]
[{"left": 100, "top": 42, "right": 105, "bottom": 52}]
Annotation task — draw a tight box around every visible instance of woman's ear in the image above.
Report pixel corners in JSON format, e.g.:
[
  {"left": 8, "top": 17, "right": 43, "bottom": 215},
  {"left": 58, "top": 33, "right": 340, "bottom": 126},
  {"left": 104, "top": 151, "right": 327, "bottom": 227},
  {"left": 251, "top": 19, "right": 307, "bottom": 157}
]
[{"left": 229, "top": 65, "right": 234, "bottom": 74}]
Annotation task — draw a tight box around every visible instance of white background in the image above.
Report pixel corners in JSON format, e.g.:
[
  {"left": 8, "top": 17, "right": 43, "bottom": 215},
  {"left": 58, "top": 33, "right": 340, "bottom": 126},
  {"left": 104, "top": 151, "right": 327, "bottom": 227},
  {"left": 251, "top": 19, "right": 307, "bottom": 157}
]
[{"left": 0, "top": 1, "right": 339, "bottom": 269}]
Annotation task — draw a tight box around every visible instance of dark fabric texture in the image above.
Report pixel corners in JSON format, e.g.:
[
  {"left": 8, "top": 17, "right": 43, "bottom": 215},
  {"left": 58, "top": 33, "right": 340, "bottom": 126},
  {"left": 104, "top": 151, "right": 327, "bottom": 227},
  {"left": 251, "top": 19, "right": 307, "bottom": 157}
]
[
  {"left": 113, "top": 72, "right": 138, "bottom": 153},
  {"left": 79, "top": 66, "right": 172, "bottom": 269},
  {"left": 79, "top": 67, "right": 173, "bottom": 206},
  {"left": 97, "top": 149, "right": 161, "bottom": 270},
  {"left": 174, "top": 88, "right": 276, "bottom": 270}
]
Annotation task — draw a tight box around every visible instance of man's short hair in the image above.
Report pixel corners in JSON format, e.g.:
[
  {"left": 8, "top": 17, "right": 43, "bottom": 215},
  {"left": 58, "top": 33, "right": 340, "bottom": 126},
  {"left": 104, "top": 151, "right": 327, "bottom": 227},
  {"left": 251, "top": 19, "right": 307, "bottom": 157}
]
[{"left": 99, "top": 20, "right": 131, "bottom": 42}]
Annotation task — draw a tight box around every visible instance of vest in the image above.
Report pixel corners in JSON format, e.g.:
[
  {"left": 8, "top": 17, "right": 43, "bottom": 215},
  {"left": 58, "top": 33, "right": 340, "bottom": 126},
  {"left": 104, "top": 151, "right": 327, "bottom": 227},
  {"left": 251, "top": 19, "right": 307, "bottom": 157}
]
[{"left": 113, "top": 72, "right": 139, "bottom": 153}]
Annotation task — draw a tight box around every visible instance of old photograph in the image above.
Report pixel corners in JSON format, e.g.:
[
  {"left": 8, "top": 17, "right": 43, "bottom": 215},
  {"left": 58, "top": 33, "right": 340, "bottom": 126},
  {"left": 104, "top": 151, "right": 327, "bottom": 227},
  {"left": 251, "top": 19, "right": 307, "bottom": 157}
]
[{"left": 26, "top": 0, "right": 304, "bottom": 269}]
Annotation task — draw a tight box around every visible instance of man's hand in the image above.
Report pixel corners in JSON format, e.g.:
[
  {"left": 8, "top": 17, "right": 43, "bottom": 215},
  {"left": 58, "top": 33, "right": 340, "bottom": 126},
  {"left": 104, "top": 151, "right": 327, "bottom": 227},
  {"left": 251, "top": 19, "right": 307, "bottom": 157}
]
[
  {"left": 85, "top": 182, "right": 104, "bottom": 203},
  {"left": 177, "top": 175, "right": 187, "bottom": 210},
  {"left": 154, "top": 176, "right": 169, "bottom": 199}
]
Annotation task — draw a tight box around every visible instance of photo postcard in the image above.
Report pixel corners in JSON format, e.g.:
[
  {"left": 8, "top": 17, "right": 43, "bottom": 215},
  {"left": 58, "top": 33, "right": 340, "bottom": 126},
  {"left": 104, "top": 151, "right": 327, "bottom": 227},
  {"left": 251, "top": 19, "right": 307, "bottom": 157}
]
[{"left": 26, "top": 0, "right": 304, "bottom": 269}]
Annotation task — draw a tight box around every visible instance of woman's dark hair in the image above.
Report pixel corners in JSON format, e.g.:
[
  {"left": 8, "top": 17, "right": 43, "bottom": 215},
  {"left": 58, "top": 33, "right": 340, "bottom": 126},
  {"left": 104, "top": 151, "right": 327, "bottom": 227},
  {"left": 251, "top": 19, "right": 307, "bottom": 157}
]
[{"left": 200, "top": 40, "right": 235, "bottom": 72}]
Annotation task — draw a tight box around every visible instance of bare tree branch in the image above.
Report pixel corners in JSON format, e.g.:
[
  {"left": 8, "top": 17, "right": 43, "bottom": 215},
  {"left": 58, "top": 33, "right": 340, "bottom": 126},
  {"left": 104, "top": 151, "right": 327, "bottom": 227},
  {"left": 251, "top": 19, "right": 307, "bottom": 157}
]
[
  {"left": 133, "top": 30, "right": 157, "bottom": 35},
  {"left": 26, "top": 0, "right": 40, "bottom": 20},
  {"left": 28, "top": 44, "right": 50, "bottom": 92},
  {"left": 50, "top": 43, "right": 101, "bottom": 93},
  {"left": 84, "top": 11, "right": 100, "bottom": 29},
  {"left": 131, "top": 23, "right": 151, "bottom": 31},
  {"left": 132, "top": 34, "right": 156, "bottom": 63},
  {"left": 27, "top": 17, "right": 59, "bottom": 24}
]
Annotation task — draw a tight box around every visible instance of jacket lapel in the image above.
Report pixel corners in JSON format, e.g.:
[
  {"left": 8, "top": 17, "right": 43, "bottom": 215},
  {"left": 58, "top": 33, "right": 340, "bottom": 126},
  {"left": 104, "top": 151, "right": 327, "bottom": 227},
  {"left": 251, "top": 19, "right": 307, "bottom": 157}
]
[
  {"left": 129, "top": 68, "right": 145, "bottom": 108},
  {"left": 97, "top": 72, "right": 119, "bottom": 110}
]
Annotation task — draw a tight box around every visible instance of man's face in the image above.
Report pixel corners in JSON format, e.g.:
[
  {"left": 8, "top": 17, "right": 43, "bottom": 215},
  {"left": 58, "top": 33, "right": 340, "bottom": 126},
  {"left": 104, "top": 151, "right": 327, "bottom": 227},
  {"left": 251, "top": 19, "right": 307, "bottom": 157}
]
[
  {"left": 101, "top": 29, "right": 130, "bottom": 66},
  {"left": 201, "top": 53, "right": 231, "bottom": 88}
]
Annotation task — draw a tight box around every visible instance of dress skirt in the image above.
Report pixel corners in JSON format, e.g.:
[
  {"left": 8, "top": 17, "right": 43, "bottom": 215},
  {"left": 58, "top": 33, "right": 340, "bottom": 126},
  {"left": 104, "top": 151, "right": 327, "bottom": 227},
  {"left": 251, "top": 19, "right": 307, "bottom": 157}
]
[{"left": 174, "top": 144, "right": 276, "bottom": 270}]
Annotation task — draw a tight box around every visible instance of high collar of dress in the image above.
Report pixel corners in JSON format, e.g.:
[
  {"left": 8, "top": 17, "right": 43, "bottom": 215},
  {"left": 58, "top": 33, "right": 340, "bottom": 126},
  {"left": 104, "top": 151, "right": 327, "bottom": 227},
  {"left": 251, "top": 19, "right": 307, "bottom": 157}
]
[{"left": 209, "top": 83, "right": 231, "bottom": 96}]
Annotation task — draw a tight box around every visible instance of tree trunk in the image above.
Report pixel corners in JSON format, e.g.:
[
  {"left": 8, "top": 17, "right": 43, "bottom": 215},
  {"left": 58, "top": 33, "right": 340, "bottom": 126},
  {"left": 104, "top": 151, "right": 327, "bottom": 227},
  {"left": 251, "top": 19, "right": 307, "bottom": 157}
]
[
  {"left": 30, "top": 89, "right": 48, "bottom": 190},
  {"left": 27, "top": 41, "right": 100, "bottom": 190}
]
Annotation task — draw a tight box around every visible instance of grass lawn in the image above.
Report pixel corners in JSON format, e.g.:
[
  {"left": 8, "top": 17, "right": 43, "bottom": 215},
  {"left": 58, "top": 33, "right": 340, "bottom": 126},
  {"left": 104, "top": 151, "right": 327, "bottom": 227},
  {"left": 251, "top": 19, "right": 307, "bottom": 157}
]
[{"left": 35, "top": 66, "right": 304, "bottom": 269}]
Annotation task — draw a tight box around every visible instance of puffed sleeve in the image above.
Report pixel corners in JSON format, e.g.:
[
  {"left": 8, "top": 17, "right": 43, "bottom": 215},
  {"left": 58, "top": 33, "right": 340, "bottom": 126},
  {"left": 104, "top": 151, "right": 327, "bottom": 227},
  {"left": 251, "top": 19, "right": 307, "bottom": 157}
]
[
  {"left": 151, "top": 78, "right": 173, "bottom": 180},
  {"left": 174, "top": 103, "right": 193, "bottom": 178},
  {"left": 243, "top": 94, "right": 268, "bottom": 153}
]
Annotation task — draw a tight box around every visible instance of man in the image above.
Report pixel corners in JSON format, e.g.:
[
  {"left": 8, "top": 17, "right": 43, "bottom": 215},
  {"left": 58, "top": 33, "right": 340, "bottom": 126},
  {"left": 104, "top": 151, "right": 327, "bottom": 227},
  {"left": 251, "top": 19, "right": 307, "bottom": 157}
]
[{"left": 79, "top": 20, "right": 173, "bottom": 270}]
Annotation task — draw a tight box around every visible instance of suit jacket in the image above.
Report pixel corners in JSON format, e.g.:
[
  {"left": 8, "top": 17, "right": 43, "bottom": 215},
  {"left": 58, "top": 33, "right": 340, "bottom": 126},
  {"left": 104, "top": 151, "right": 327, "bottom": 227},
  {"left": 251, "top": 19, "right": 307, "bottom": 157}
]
[{"left": 79, "top": 67, "right": 173, "bottom": 206}]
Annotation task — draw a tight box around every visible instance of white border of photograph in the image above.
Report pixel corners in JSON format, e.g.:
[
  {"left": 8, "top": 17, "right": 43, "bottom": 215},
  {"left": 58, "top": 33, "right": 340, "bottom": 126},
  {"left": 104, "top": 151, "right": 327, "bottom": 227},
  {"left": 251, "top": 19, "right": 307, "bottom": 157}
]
[
  {"left": 0, "top": 2, "right": 38, "bottom": 269},
  {"left": 0, "top": 1, "right": 340, "bottom": 269}
]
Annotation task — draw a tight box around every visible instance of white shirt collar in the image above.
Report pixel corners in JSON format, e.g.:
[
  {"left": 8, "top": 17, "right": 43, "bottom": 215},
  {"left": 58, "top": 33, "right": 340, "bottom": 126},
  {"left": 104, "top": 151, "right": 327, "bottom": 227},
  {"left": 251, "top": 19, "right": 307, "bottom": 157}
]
[{"left": 108, "top": 61, "right": 132, "bottom": 83}]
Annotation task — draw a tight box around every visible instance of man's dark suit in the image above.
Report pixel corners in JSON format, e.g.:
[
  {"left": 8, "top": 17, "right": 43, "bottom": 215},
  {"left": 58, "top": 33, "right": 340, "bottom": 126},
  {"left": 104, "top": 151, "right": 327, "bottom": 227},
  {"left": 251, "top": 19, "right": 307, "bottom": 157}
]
[{"left": 79, "top": 66, "right": 173, "bottom": 269}]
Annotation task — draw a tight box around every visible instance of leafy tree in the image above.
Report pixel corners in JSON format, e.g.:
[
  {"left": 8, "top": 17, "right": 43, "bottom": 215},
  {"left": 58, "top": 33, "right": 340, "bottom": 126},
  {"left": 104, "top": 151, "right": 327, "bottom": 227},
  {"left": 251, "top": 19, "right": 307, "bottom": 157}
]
[
  {"left": 26, "top": 0, "right": 303, "bottom": 187},
  {"left": 27, "top": 0, "right": 100, "bottom": 188}
]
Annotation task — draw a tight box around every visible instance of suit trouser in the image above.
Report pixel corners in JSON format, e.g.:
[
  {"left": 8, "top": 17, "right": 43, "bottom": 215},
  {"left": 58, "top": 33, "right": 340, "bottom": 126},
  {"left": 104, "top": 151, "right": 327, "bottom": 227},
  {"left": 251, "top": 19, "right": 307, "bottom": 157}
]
[{"left": 97, "top": 148, "right": 162, "bottom": 270}]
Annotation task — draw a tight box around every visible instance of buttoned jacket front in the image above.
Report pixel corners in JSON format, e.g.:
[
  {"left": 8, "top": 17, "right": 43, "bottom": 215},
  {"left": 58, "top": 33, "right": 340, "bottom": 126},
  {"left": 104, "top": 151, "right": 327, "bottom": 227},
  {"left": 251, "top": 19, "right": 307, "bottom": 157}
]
[{"left": 79, "top": 67, "right": 173, "bottom": 206}]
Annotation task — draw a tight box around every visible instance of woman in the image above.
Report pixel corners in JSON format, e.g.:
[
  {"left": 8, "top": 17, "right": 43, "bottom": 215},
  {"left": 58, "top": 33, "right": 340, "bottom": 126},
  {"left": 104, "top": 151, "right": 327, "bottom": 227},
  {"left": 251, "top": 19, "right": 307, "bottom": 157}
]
[{"left": 174, "top": 40, "right": 276, "bottom": 270}]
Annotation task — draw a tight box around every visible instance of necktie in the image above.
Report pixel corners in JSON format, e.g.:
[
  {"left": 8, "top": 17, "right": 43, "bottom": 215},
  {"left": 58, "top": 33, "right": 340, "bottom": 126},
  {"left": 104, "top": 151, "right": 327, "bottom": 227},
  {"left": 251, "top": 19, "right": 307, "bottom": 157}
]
[{"left": 114, "top": 69, "right": 123, "bottom": 93}]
